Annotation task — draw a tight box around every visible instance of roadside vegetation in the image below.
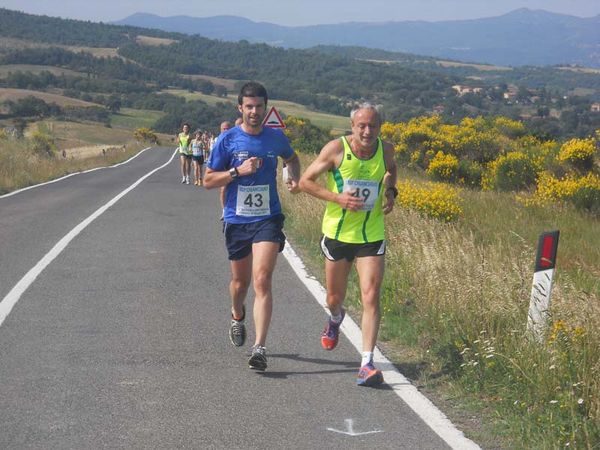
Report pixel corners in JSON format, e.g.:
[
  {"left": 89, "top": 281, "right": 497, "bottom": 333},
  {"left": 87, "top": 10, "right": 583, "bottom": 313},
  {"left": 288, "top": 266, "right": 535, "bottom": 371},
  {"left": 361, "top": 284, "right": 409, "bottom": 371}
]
[
  {"left": 281, "top": 115, "right": 599, "bottom": 449},
  {"left": 0, "top": 122, "right": 155, "bottom": 195}
]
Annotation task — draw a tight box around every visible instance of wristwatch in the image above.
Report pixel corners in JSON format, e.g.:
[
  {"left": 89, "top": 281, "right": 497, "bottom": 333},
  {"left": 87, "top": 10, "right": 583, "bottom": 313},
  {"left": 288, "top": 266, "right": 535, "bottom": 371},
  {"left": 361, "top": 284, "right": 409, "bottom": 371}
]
[
  {"left": 385, "top": 186, "right": 398, "bottom": 198},
  {"left": 229, "top": 167, "right": 239, "bottom": 179}
]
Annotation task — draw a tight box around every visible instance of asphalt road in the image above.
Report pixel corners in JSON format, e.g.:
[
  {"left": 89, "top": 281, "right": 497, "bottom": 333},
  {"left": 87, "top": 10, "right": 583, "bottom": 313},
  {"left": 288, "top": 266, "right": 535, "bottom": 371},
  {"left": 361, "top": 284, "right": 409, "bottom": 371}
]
[{"left": 0, "top": 147, "right": 472, "bottom": 449}]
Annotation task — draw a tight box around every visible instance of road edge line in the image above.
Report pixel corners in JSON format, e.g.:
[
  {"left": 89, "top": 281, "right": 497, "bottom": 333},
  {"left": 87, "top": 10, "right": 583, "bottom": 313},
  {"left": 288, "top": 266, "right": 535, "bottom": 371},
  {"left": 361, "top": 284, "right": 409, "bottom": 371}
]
[
  {"left": 0, "top": 149, "right": 177, "bottom": 327},
  {"left": 282, "top": 243, "right": 481, "bottom": 450}
]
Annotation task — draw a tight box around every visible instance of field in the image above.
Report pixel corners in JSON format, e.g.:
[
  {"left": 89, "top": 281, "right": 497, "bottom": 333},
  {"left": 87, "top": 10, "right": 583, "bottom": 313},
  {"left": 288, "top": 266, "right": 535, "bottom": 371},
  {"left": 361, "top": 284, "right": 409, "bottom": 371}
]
[
  {"left": 436, "top": 60, "right": 512, "bottom": 71},
  {"left": 110, "top": 108, "right": 165, "bottom": 130},
  {"left": 559, "top": 66, "right": 600, "bottom": 75},
  {"left": 135, "top": 35, "right": 178, "bottom": 46},
  {"left": 26, "top": 120, "right": 138, "bottom": 150},
  {"left": 181, "top": 74, "right": 239, "bottom": 91},
  {"left": 0, "top": 64, "right": 84, "bottom": 77},
  {"left": 165, "top": 89, "right": 351, "bottom": 134},
  {"left": 0, "top": 88, "right": 98, "bottom": 107},
  {"left": 0, "top": 37, "right": 122, "bottom": 59}
]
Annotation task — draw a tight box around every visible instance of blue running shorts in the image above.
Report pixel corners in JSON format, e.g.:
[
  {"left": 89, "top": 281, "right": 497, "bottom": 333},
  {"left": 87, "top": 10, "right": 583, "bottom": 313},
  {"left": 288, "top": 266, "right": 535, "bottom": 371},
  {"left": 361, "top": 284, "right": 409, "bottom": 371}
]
[{"left": 224, "top": 214, "right": 286, "bottom": 260}]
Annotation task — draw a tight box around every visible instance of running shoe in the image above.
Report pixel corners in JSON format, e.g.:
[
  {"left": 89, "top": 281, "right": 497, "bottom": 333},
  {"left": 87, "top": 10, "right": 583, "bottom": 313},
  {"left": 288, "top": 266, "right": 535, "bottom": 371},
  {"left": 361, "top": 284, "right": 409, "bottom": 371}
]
[
  {"left": 248, "top": 345, "right": 267, "bottom": 371},
  {"left": 181, "top": 176, "right": 186, "bottom": 184},
  {"left": 321, "top": 308, "right": 345, "bottom": 350},
  {"left": 185, "top": 176, "right": 190, "bottom": 185},
  {"left": 198, "top": 179, "right": 203, "bottom": 186},
  {"left": 356, "top": 363, "right": 384, "bottom": 387},
  {"left": 229, "top": 306, "right": 246, "bottom": 347}
]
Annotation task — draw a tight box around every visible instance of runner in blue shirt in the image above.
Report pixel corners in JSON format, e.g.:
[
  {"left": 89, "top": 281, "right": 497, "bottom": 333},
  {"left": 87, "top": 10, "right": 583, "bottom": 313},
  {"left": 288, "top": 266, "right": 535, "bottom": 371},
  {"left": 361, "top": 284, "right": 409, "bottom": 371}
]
[{"left": 204, "top": 82, "right": 301, "bottom": 371}]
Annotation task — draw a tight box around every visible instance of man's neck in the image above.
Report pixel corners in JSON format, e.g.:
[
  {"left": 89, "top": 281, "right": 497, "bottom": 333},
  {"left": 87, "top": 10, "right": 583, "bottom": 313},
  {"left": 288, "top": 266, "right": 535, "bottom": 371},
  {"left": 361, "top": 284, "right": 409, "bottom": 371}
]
[
  {"left": 350, "top": 137, "right": 377, "bottom": 159},
  {"left": 242, "top": 123, "right": 262, "bottom": 135}
]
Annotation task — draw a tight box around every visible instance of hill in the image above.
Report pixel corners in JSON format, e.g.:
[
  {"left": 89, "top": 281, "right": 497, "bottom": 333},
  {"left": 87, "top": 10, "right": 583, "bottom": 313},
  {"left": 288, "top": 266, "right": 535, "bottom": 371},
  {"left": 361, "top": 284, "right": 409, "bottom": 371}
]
[
  {"left": 114, "top": 9, "right": 600, "bottom": 68},
  {"left": 1, "top": 8, "right": 599, "bottom": 140}
]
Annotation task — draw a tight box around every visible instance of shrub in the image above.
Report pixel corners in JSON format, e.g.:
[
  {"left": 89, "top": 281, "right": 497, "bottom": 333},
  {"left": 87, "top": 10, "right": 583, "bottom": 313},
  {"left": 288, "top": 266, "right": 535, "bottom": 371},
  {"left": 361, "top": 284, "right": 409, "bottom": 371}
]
[
  {"left": 456, "top": 159, "right": 483, "bottom": 188},
  {"left": 557, "top": 138, "right": 596, "bottom": 172},
  {"left": 426, "top": 151, "right": 459, "bottom": 182},
  {"left": 533, "top": 172, "right": 600, "bottom": 214},
  {"left": 397, "top": 180, "right": 462, "bottom": 222},
  {"left": 493, "top": 117, "right": 526, "bottom": 139},
  {"left": 133, "top": 127, "right": 158, "bottom": 144},
  {"left": 29, "top": 131, "right": 55, "bottom": 158},
  {"left": 484, "top": 151, "right": 537, "bottom": 191}
]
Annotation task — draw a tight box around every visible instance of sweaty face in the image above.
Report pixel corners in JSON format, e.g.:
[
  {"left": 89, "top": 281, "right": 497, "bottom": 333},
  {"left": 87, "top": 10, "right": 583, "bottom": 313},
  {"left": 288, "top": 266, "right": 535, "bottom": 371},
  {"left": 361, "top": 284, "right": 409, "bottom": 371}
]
[
  {"left": 183, "top": 125, "right": 190, "bottom": 133},
  {"left": 238, "top": 97, "right": 266, "bottom": 129},
  {"left": 351, "top": 109, "right": 381, "bottom": 148}
]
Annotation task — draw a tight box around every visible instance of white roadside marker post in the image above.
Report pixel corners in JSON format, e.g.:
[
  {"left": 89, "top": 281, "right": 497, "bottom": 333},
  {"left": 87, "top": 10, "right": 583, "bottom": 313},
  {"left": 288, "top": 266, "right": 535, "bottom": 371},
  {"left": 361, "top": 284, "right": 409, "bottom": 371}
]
[{"left": 527, "top": 230, "right": 560, "bottom": 342}]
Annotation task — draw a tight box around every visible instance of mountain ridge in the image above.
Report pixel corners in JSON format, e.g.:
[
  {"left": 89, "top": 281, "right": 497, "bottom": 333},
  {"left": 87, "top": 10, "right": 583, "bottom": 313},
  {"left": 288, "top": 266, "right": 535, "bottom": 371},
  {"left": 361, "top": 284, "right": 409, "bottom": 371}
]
[{"left": 113, "top": 9, "right": 600, "bottom": 67}]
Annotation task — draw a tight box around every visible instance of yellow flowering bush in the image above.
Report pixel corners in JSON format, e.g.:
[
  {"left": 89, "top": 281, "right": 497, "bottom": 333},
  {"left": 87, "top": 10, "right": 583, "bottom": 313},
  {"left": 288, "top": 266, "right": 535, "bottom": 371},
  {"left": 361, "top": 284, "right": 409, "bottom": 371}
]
[
  {"left": 533, "top": 172, "right": 600, "bottom": 213},
  {"left": 483, "top": 151, "right": 537, "bottom": 191},
  {"left": 397, "top": 180, "right": 463, "bottom": 222},
  {"left": 493, "top": 117, "right": 526, "bottom": 138},
  {"left": 133, "top": 127, "right": 158, "bottom": 144},
  {"left": 427, "top": 151, "right": 459, "bottom": 181},
  {"left": 29, "top": 130, "right": 56, "bottom": 158},
  {"left": 557, "top": 138, "right": 596, "bottom": 172}
]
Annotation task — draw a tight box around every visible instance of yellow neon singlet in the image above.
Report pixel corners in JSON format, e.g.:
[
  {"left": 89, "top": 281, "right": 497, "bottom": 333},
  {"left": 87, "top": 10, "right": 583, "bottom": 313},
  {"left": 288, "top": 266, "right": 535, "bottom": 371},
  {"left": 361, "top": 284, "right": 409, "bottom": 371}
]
[
  {"left": 322, "top": 136, "right": 386, "bottom": 243},
  {"left": 178, "top": 132, "right": 191, "bottom": 155}
]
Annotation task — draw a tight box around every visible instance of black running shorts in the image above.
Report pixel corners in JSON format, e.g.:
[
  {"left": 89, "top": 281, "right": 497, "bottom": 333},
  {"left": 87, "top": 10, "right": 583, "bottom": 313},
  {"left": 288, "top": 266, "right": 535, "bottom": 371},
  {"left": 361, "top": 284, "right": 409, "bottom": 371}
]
[{"left": 320, "top": 235, "right": 386, "bottom": 262}]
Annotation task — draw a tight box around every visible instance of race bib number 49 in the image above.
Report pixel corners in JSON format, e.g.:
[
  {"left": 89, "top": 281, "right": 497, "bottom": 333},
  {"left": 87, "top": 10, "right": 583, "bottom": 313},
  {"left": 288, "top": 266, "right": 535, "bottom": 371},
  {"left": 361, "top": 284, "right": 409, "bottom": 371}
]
[
  {"left": 236, "top": 185, "right": 271, "bottom": 216},
  {"left": 344, "top": 179, "right": 379, "bottom": 211}
]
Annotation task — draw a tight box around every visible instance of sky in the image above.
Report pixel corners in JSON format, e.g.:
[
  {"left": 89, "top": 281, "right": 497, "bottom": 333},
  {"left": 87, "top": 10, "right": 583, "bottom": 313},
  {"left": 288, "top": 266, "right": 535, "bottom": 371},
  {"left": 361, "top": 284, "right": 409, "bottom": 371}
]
[{"left": 0, "top": 0, "right": 598, "bottom": 26}]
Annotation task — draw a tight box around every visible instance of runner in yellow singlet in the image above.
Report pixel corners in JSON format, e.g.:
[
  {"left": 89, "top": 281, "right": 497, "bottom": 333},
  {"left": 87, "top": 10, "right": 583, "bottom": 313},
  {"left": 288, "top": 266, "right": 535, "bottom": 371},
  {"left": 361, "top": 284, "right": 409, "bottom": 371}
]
[
  {"left": 299, "top": 103, "right": 398, "bottom": 386},
  {"left": 176, "top": 123, "right": 192, "bottom": 184}
]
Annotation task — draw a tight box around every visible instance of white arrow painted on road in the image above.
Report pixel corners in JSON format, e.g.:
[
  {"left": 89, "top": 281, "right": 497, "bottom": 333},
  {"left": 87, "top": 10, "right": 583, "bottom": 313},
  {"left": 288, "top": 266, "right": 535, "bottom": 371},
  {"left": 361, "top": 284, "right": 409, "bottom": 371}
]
[{"left": 326, "top": 419, "right": 383, "bottom": 436}]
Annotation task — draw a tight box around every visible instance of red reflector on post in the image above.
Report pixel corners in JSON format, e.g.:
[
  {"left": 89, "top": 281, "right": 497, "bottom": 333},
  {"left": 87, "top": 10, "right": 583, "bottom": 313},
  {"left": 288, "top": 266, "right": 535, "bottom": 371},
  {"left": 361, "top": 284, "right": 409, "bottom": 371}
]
[
  {"left": 540, "top": 236, "right": 555, "bottom": 268},
  {"left": 535, "top": 230, "right": 559, "bottom": 272}
]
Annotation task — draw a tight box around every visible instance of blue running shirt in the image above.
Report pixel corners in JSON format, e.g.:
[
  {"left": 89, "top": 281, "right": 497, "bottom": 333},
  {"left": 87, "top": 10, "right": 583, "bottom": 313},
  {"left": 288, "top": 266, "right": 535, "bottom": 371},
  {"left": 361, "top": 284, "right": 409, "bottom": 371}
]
[{"left": 208, "top": 126, "right": 294, "bottom": 224}]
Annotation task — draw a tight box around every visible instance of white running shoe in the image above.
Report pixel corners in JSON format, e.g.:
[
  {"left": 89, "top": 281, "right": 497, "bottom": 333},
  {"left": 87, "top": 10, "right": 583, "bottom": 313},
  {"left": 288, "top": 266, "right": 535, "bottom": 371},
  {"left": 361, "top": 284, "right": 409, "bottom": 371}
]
[
  {"left": 181, "top": 176, "right": 186, "bottom": 184},
  {"left": 185, "top": 176, "right": 190, "bottom": 184}
]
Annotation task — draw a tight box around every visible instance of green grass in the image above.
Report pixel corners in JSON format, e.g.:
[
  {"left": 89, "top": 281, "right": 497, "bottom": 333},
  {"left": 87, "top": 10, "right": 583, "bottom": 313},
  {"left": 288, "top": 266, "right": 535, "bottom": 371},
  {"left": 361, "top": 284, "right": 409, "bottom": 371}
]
[
  {"left": 110, "top": 108, "right": 165, "bottom": 130},
  {"left": 164, "top": 89, "right": 350, "bottom": 135}
]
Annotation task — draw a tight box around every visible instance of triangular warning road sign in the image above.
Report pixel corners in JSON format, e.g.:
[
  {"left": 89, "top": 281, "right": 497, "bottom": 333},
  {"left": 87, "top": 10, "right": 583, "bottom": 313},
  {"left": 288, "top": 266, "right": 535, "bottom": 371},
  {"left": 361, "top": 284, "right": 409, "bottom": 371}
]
[{"left": 262, "top": 106, "right": 286, "bottom": 128}]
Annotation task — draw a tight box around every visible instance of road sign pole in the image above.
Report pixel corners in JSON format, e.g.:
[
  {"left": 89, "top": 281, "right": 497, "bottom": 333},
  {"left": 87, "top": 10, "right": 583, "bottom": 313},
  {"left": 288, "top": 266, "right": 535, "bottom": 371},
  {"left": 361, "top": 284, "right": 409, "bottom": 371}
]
[{"left": 527, "top": 230, "right": 560, "bottom": 342}]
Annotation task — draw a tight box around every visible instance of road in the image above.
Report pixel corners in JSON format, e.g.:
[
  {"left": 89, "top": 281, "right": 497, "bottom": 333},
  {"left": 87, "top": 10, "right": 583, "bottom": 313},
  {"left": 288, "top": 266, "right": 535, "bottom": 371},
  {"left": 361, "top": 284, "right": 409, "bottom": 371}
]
[{"left": 0, "top": 147, "right": 478, "bottom": 449}]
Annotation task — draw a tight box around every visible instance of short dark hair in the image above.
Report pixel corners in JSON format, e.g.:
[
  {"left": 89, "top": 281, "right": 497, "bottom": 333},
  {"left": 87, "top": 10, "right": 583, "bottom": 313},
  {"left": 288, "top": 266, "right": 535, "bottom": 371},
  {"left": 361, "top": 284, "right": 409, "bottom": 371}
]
[{"left": 238, "top": 81, "right": 268, "bottom": 106}]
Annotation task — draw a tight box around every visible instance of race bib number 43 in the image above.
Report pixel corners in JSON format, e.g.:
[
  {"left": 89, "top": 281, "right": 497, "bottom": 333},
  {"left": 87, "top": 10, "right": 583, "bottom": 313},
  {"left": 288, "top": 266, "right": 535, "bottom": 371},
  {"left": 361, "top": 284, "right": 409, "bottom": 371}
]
[
  {"left": 344, "top": 179, "right": 379, "bottom": 211},
  {"left": 236, "top": 185, "right": 271, "bottom": 216}
]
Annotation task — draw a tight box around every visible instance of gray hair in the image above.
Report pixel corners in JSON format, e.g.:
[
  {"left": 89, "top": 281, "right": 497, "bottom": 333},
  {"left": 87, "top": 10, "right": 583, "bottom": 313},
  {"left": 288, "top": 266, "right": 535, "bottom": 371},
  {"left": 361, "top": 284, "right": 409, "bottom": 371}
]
[{"left": 350, "top": 102, "right": 383, "bottom": 124}]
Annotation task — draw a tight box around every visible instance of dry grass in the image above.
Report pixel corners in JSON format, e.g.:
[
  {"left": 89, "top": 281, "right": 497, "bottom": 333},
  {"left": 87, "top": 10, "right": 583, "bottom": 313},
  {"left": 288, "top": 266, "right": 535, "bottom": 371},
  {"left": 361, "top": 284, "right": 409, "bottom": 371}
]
[
  {"left": 165, "top": 89, "right": 350, "bottom": 135},
  {"left": 0, "top": 135, "right": 147, "bottom": 195},
  {"left": 436, "top": 60, "right": 512, "bottom": 71},
  {"left": 180, "top": 74, "right": 239, "bottom": 91},
  {"left": 0, "top": 64, "right": 84, "bottom": 77},
  {"left": 0, "top": 88, "right": 98, "bottom": 107},
  {"left": 135, "top": 35, "right": 178, "bottom": 46},
  {"left": 0, "top": 37, "right": 122, "bottom": 59}
]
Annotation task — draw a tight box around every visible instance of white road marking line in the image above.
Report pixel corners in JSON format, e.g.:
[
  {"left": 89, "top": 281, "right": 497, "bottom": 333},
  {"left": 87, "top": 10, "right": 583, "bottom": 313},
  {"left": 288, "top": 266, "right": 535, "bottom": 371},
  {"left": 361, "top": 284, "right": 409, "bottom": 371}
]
[
  {"left": 0, "top": 147, "right": 154, "bottom": 199},
  {"left": 0, "top": 149, "right": 178, "bottom": 327},
  {"left": 282, "top": 244, "right": 481, "bottom": 450}
]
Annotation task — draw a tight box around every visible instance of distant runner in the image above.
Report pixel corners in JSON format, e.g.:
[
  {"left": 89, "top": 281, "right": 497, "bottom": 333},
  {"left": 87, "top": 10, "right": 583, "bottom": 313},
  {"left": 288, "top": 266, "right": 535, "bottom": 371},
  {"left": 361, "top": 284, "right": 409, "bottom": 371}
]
[
  {"left": 176, "top": 123, "right": 192, "bottom": 184},
  {"left": 191, "top": 130, "right": 204, "bottom": 186},
  {"left": 204, "top": 82, "right": 301, "bottom": 371},
  {"left": 299, "top": 102, "right": 398, "bottom": 386}
]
